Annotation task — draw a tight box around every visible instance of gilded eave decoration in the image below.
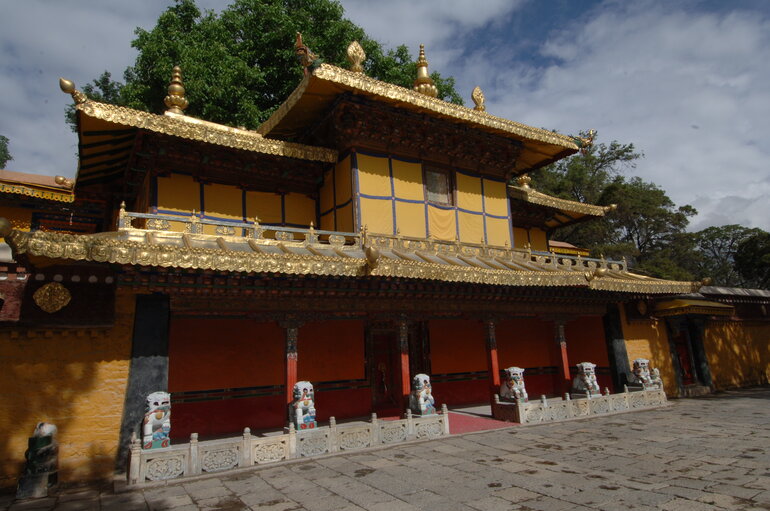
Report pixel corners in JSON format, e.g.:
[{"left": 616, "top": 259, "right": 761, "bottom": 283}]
[
  {"left": 1, "top": 223, "right": 700, "bottom": 295},
  {"left": 258, "top": 64, "right": 580, "bottom": 151},
  {"left": 0, "top": 182, "right": 75, "bottom": 203},
  {"left": 74, "top": 100, "right": 337, "bottom": 163},
  {"left": 508, "top": 185, "right": 612, "bottom": 217}
]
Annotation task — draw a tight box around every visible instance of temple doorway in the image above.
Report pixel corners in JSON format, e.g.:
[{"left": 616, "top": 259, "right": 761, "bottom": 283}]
[{"left": 366, "top": 328, "right": 402, "bottom": 416}]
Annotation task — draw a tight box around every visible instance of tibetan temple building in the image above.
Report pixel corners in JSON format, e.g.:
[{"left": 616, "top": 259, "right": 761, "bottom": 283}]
[{"left": 0, "top": 39, "right": 768, "bottom": 488}]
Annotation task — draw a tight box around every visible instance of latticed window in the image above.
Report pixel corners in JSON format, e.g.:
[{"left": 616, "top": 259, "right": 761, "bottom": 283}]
[{"left": 424, "top": 167, "right": 453, "bottom": 206}]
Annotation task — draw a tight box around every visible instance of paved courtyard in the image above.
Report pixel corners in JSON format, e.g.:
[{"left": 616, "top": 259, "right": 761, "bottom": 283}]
[{"left": 2, "top": 386, "right": 769, "bottom": 511}]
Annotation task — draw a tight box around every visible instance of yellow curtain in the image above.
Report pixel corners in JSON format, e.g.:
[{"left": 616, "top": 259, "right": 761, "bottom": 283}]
[
  {"left": 529, "top": 228, "right": 548, "bottom": 251},
  {"left": 395, "top": 201, "right": 426, "bottom": 238},
  {"left": 320, "top": 210, "right": 335, "bottom": 231},
  {"left": 156, "top": 173, "right": 200, "bottom": 214},
  {"left": 427, "top": 204, "right": 456, "bottom": 241},
  {"left": 486, "top": 217, "right": 511, "bottom": 247},
  {"left": 336, "top": 203, "right": 354, "bottom": 232},
  {"left": 356, "top": 154, "right": 390, "bottom": 196},
  {"left": 359, "top": 197, "right": 393, "bottom": 235},
  {"left": 456, "top": 172, "right": 483, "bottom": 212},
  {"left": 245, "top": 191, "right": 282, "bottom": 225},
  {"left": 512, "top": 227, "right": 529, "bottom": 249},
  {"left": 483, "top": 180, "right": 509, "bottom": 217},
  {"left": 458, "top": 211, "right": 484, "bottom": 244},
  {"left": 320, "top": 169, "right": 334, "bottom": 216},
  {"left": 284, "top": 193, "right": 316, "bottom": 227},
  {"left": 203, "top": 183, "right": 242, "bottom": 220},
  {"left": 391, "top": 159, "right": 423, "bottom": 201},
  {"left": 335, "top": 156, "right": 352, "bottom": 205}
]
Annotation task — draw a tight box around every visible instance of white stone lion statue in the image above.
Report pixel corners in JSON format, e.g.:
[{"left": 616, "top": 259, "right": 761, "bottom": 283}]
[
  {"left": 409, "top": 373, "right": 436, "bottom": 415},
  {"left": 571, "top": 362, "right": 601, "bottom": 396},
  {"left": 143, "top": 391, "right": 171, "bottom": 449},
  {"left": 290, "top": 381, "right": 317, "bottom": 430},
  {"left": 500, "top": 367, "right": 528, "bottom": 402},
  {"left": 629, "top": 358, "right": 663, "bottom": 390}
]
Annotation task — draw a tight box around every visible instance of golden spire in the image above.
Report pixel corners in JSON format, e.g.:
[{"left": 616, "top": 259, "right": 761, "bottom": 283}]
[
  {"left": 472, "top": 86, "right": 485, "bottom": 112},
  {"left": 59, "top": 78, "right": 87, "bottom": 105},
  {"left": 164, "top": 66, "right": 189, "bottom": 115},
  {"left": 347, "top": 41, "right": 366, "bottom": 73},
  {"left": 413, "top": 44, "right": 438, "bottom": 97},
  {"left": 517, "top": 174, "right": 532, "bottom": 189}
]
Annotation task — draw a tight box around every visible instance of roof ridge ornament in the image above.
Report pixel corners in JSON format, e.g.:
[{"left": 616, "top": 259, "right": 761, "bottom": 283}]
[
  {"left": 295, "top": 32, "right": 322, "bottom": 75},
  {"left": 517, "top": 174, "right": 532, "bottom": 189},
  {"left": 164, "top": 66, "right": 189, "bottom": 115},
  {"left": 59, "top": 78, "right": 87, "bottom": 105},
  {"left": 575, "top": 129, "right": 596, "bottom": 154},
  {"left": 347, "top": 41, "right": 366, "bottom": 73},
  {"left": 472, "top": 86, "right": 485, "bottom": 112},
  {"left": 413, "top": 44, "right": 438, "bottom": 98}
]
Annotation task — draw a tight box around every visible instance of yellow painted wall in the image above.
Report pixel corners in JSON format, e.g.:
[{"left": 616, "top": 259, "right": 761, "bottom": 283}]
[
  {"left": 619, "top": 305, "right": 678, "bottom": 396},
  {"left": 703, "top": 319, "right": 770, "bottom": 389},
  {"left": 0, "top": 289, "right": 135, "bottom": 489},
  {"left": 319, "top": 157, "right": 354, "bottom": 232}
]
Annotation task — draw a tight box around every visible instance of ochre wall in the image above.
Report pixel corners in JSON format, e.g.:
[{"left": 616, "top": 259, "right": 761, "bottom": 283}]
[
  {"left": 510, "top": 225, "right": 549, "bottom": 251},
  {"left": 355, "top": 151, "right": 511, "bottom": 246},
  {"left": 0, "top": 289, "right": 135, "bottom": 489},
  {"left": 320, "top": 157, "right": 354, "bottom": 233},
  {"left": 619, "top": 305, "right": 678, "bottom": 396},
  {"left": 703, "top": 319, "right": 770, "bottom": 390}
]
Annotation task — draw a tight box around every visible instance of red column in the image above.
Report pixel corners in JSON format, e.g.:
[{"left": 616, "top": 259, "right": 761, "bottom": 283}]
[
  {"left": 485, "top": 319, "right": 501, "bottom": 406},
  {"left": 398, "top": 318, "right": 411, "bottom": 411},
  {"left": 284, "top": 324, "right": 299, "bottom": 412},
  {"left": 555, "top": 322, "right": 571, "bottom": 394}
]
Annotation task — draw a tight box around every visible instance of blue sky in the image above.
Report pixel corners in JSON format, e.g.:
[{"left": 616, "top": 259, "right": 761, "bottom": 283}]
[{"left": 1, "top": 0, "right": 768, "bottom": 231}]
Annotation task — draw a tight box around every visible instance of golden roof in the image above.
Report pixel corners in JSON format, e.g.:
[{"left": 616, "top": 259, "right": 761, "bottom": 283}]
[
  {"left": 508, "top": 175, "right": 614, "bottom": 229},
  {"left": 0, "top": 211, "right": 699, "bottom": 295},
  {"left": 257, "top": 64, "right": 580, "bottom": 173},
  {"left": 0, "top": 170, "right": 75, "bottom": 203}
]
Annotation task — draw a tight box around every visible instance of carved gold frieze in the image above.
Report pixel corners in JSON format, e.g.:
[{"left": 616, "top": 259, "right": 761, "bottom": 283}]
[
  {"left": 0, "top": 182, "right": 75, "bottom": 203},
  {"left": 508, "top": 185, "right": 613, "bottom": 217},
  {"left": 72, "top": 100, "right": 336, "bottom": 163},
  {"left": 33, "top": 282, "right": 71, "bottom": 313},
  {"left": 2, "top": 226, "right": 700, "bottom": 295}
]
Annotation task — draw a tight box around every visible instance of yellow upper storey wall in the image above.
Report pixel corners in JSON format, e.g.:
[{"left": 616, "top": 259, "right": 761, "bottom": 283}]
[
  {"left": 153, "top": 173, "right": 316, "bottom": 232},
  {"left": 353, "top": 151, "right": 513, "bottom": 246}
]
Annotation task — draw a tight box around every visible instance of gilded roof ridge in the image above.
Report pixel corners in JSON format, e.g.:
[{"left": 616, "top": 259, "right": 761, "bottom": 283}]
[
  {"left": 258, "top": 63, "right": 580, "bottom": 150},
  {"left": 75, "top": 99, "right": 337, "bottom": 163},
  {"left": 508, "top": 184, "right": 613, "bottom": 217}
]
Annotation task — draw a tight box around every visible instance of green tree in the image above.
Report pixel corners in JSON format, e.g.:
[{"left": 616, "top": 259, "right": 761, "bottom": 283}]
[
  {"left": 734, "top": 230, "right": 770, "bottom": 289},
  {"left": 685, "top": 225, "right": 765, "bottom": 287},
  {"left": 0, "top": 135, "right": 11, "bottom": 168},
  {"left": 65, "top": 71, "right": 124, "bottom": 130},
  {"left": 68, "top": 0, "right": 462, "bottom": 131}
]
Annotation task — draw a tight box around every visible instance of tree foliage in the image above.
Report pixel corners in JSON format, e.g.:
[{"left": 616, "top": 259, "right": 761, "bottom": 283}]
[
  {"left": 734, "top": 230, "right": 770, "bottom": 289},
  {"left": 0, "top": 135, "right": 11, "bottom": 168},
  {"left": 67, "top": 0, "right": 462, "bottom": 131}
]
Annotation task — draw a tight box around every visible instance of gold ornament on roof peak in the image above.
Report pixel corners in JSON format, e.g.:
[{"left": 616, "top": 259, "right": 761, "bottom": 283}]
[
  {"left": 164, "top": 66, "right": 189, "bottom": 115},
  {"left": 413, "top": 44, "right": 438, "bottom": 98},
  {"left": 59, "top": 78, "right": 87, "bottom": 105},
  {"left": 295, "top": 32, "right": 321, "bottom": 75},
  {"left": 517, "top": 174, "right": 532, "bottom": 189},
  {"left": 577, "top": 129, "right": 596, "bottom": 154},
  {"left": 472, "top": 86, "right": 485, "bottom": 111},
  {"left": 347, "top": 41, "right": 366, "bottom": 73}
]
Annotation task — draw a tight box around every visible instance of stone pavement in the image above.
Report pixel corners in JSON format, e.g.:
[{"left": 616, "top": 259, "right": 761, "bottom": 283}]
[{"left": 2, "top": 386, "right": 769, "bottom": 511}]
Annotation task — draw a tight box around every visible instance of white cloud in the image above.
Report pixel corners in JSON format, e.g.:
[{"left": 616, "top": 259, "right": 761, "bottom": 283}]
[{"left": 473, "top": 2, "right": 770, "bottom": 231}]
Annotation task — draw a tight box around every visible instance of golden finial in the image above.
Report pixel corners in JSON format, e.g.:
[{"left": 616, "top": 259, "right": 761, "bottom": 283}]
[
  {"left": 413, "top": 44, "right": 438, "bottom": 98},
  {"left": 54, "top": 176, "right": 74, "bottom": 189},
  {"left": 164, "top": 66, "right": 189, "bottom": 115},
  {"left": 472, "top": 86, "right": 485, "bottom": 112},
  {"left": 577, "top": 129, "right": 596, "bottom": 154},
  {"left": 59, "top": 78, "right": 87, "bottom": 105},
  {"left": 347, "top": 41, "right": 366, "bottom": 73},
  {"left": 516, "top": 174, "right": 532, "bottom": 189}
]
